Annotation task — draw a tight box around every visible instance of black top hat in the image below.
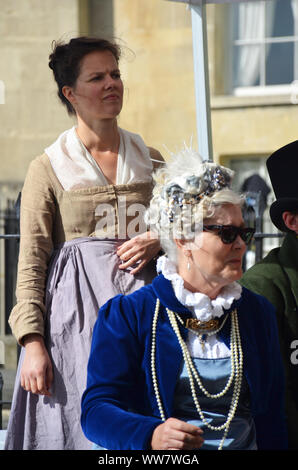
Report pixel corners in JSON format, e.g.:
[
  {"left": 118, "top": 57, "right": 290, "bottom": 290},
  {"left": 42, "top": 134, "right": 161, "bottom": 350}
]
[{"left": 266, "top": 140, "right": 298, "bottom": 232}]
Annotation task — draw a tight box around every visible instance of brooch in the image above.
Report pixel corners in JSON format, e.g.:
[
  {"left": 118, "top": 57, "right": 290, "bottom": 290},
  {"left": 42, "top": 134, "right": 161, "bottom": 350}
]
[{"left": 185, "top": 317, "right": 220, "bottom": 331}]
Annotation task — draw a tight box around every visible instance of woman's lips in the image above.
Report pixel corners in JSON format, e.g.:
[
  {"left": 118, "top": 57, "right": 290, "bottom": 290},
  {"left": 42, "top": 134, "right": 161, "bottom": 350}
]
[
  {"left": 103, "top": 94, "right": 119, "bottom": 101},
  {"left": 228, "top": 259, "right": 242, "bottom": 264}
]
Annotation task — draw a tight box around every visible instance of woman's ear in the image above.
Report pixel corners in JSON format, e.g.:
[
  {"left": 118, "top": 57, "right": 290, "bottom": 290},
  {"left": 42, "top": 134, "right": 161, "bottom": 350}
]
[
  {"left": 173, "top": 239, "right": 192, "bottom": 266},
  {"left": 174, "top": 238, "right": 197, "bottom": 253},
  {"left": 62, "top": 86, "right": 76, "bottom": 106}
]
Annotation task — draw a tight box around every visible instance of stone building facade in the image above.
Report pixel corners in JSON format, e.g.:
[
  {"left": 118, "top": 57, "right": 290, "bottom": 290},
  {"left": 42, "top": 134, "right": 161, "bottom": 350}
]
[{"left": 0, "top": 0, "right": 297, "bottom": 367}]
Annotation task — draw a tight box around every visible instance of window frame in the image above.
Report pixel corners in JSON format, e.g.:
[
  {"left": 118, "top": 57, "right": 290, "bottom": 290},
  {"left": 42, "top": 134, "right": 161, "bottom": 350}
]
[{"left": 231, "top": 0, "right": 298, "bottom": 97}]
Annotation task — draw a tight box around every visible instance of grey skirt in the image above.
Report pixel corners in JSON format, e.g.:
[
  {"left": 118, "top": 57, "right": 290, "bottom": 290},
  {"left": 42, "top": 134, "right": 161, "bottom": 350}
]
[{"left": 4, "top": 237, "right": 157, "bottom": 450}]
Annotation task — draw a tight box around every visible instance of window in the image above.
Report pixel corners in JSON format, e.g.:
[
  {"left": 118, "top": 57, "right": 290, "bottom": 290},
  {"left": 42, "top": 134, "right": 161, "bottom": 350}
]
[{"left": 231, "top": 0, "right": 298, "bottom": 96}]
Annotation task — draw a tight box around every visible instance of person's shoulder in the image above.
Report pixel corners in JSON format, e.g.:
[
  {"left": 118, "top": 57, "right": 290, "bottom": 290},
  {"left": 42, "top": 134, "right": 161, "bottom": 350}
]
[
  {"left": 97, "top": 284, "right": 157, "bottom": 334},
  {"left": 147, "top": 147, "right": 165, "bottom": 169},
  {"left": 122, "top": 282, "right": 157, "bottom": 308},
  {"left": 120, "top": 127, "right": 165, "bottom": 167},
  {"left": 241, "top": 284, "right": 275, "bottom": 309},
  {"left": 241, "top": 258, "right": 286, "bottom": 315},
  {"left": 26, "top": 153, "right": 53, "bottom": 175},
  {"left": 241, "top": 247, "right": 281, "bottom": 283},
  {"left": 240, "top": 285, "right": 277, "bottom": 323},
  {"left": 120, "top": 127, "right": 164, "bottom": 167},
  {"left": 23, "top": 153, "right": 60, "bottom": 193}
]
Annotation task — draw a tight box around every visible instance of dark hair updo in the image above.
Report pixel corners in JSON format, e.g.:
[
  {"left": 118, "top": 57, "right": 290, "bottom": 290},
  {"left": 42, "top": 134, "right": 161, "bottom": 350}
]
[{"left": 49, "top": 36, "right": 121, "bottom": 115}]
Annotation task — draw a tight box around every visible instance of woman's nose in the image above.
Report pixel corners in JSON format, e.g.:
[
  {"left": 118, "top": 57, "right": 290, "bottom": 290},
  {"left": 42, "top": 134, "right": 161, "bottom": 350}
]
[
  {"left": 234, "top": 234, "right": 246, "bottom": 250},
  {"left": 104, "top": 74, "right": 116, "bottom": 88}
]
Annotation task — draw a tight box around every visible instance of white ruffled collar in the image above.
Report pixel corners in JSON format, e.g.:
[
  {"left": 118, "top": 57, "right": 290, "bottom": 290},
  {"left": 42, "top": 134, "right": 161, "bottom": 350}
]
[{"left": 156, "top": 256, "right": 242, "bottom": 322}]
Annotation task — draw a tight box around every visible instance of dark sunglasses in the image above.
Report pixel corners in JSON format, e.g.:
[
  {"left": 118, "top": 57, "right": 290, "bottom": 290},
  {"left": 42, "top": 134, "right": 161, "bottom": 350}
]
[{"left": 203, "top": 225, "right": 255, "bottom": 245}]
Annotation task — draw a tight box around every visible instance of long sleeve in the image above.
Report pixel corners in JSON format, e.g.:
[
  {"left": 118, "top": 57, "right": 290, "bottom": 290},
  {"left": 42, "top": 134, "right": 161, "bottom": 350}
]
[
  {"left": 8, "top": 155, "right": 56, "bottom": 344},
  {"left": 81, "top": 294, "right": 161, "bottom": 450}
]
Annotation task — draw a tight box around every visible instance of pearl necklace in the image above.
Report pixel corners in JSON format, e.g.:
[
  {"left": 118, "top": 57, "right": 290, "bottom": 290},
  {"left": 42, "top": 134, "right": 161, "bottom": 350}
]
[{"left": 151, "top": 298, "right": 243, "bottom": 450}]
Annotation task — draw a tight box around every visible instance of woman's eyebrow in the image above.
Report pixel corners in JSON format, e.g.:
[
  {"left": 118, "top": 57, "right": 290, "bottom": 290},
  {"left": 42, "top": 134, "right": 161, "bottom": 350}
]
[{"left": 87, "top": 68, "right": 120, "bottom": 78}]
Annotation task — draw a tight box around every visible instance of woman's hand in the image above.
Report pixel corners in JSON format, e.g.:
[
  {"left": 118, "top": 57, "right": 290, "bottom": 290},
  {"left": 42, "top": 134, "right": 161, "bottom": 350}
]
[
  {"left": 117, "top": 231, "right": 161, "bottom": 275},
  {"left": 20, "top": 334, "right": 53, "bottom": 396},
  {"left": 151, "top": 418, "right": 204, "bottom": 450}
]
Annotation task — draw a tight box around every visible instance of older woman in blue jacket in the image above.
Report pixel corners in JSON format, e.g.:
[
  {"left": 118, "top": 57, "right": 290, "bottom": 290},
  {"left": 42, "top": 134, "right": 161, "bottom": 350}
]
[{"left": 81, "top": 148, "right": 287, "bottom": 451}]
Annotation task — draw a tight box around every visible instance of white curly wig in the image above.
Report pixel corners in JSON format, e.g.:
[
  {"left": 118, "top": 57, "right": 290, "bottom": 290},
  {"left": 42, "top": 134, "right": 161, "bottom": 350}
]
[{"left": 144, "top": 147, "right": 244, "bottom": 263}]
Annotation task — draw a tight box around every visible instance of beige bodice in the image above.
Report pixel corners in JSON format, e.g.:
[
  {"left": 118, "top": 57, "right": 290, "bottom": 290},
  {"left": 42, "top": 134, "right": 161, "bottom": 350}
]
[{"left": 9, "top": 153, "right": 156, "bottom": 344}]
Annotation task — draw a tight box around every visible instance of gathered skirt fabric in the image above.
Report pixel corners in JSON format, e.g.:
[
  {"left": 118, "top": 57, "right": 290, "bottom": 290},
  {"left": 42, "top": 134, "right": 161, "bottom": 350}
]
[{"left": 4, "top": 237, "right": 157, "bottom": 450}]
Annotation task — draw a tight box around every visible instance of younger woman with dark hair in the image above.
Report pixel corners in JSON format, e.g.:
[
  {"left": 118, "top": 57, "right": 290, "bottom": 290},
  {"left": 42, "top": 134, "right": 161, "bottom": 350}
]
[{"left": 5, "top": 36, "right": 163, "bottom": 450}]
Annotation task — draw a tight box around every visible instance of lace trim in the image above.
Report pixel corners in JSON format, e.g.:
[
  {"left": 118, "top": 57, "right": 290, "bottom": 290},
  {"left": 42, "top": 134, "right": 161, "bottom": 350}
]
[{"left": 156, "top": 256, "right": 242, "bottom": 322}]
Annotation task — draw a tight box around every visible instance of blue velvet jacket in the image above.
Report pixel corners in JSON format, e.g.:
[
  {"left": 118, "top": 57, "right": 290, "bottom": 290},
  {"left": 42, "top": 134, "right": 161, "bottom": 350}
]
[{"left": 81, "top": 274, "right": 288, "bottom": 450}]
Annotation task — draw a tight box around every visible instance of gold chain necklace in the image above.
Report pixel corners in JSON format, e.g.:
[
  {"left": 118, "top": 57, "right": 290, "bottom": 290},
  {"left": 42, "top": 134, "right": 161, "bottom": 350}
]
[{"left": 175, "top": 311, "right": 230, "bottom": 351}]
